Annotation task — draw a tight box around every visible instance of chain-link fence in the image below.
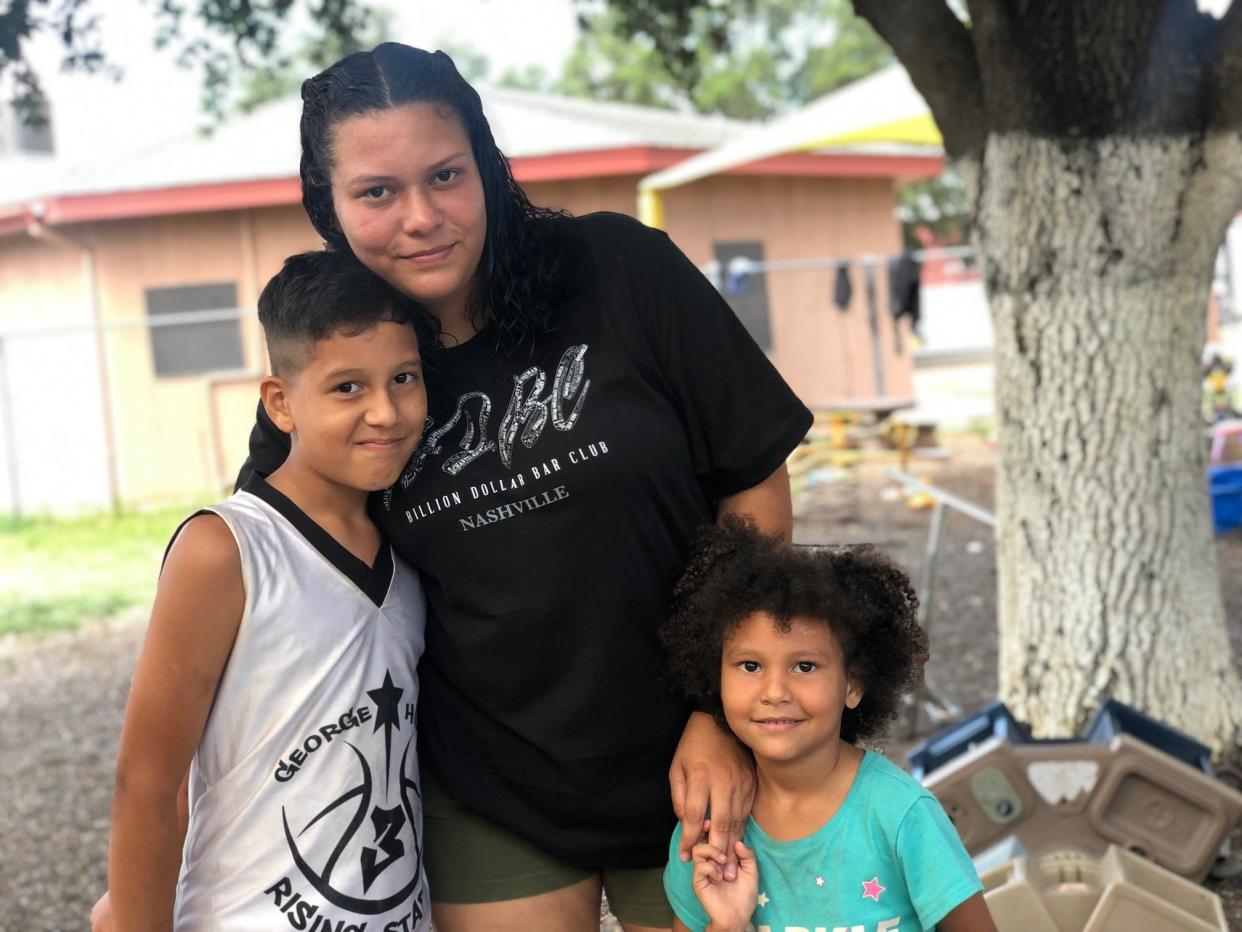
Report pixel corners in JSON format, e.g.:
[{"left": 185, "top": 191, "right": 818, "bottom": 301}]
[{"left": 0, "top": 306, "right": 265, "bottom": 516}]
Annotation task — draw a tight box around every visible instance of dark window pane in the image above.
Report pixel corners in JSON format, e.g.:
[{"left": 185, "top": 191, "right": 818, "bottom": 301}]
[{"left": 145, "top": 283, "right": 244, "bottom": 376}]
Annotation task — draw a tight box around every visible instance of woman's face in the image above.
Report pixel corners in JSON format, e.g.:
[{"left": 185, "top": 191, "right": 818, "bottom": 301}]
[{"left": 329, "top": 102, "right": 487, "bottom": 325}]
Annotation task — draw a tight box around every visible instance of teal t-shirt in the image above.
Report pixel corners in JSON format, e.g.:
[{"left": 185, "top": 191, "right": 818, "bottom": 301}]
[{"left": 663, "top": 750, "right": 982, "bottom": 932}]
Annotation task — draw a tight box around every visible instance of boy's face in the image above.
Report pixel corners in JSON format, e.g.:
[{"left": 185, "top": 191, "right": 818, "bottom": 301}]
[
  {"left": 267, "top": 320, "right": 426, "bottom": 493},
  {"left": 720, "top": 612, "right": 863, "bottom": 766}
]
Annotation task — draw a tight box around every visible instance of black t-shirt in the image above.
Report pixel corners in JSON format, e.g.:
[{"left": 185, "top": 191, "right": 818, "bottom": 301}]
[{"left": 241, "top": 212, "right": 812, "bottom": 867}]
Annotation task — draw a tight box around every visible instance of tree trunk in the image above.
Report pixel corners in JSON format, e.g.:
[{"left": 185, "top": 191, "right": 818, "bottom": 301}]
[{"left": 968, "top": 133, "right": 1242, "bottom": 751}]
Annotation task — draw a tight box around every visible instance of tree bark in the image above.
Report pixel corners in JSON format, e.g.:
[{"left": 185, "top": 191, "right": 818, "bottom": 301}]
[
  {"left": 969, "top": 133, "right": 1242, "bottom": 751},
  {"left": 855, "top": 0, "right": 1242, "bottom": 753}
]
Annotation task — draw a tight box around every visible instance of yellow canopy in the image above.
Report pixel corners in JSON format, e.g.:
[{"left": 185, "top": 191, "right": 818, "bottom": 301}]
[{"left": 638, "top": 65, "right": 941, "bottom": 227}]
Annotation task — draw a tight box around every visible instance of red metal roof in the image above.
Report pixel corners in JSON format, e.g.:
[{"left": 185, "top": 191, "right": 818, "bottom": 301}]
[{"left": 0, "top": 146, "right": 942, "bottom": 233}]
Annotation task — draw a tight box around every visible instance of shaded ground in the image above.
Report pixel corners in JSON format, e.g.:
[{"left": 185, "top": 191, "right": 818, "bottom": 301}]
[{"left": 2, "top": 443, "right": 1240, "bottom": 930}]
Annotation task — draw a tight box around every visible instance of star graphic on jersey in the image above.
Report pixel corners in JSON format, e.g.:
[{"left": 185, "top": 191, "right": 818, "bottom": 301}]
[
  {"left": 815, "top": 876, "right": 825, "bottom": 887},
  {"left": 862, "top": 876, "right": 886, "bottom": 901},
  {"left": 367, "top": 671, "right": 404, "bottom": 794},
  {"left": 757, "top": 892, "right": 770, "bottom": 908}
]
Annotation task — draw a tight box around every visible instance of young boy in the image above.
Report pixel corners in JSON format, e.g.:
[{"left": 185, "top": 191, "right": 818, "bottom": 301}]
[{"left": 108, "top": 250, "right": 431, "bottom": 931}]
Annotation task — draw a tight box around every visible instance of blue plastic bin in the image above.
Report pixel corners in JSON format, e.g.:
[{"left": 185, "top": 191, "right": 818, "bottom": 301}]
[
  {"left": 1084, "top": 698, "right": 1213, "bottom": 775},
  {"left": 907, "top": 701, "right": 1033, "bottom": 780},
  {"left": 1210, "top": 464, "right": 1242, "bottom": 534}
]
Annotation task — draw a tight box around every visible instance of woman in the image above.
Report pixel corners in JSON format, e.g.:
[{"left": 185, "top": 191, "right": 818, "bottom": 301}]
[{"left": 98, "top": 44, "right": 812, "bottom": 932}]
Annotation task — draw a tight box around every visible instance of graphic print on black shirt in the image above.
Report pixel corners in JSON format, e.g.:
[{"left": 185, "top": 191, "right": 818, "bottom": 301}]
[{"left": 384, "top": 342, "right": 600, "bottom": 535}]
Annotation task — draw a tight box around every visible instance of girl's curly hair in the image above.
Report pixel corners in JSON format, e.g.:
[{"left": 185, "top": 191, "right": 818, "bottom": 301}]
[
  {"left": 299, "top": 43, "right": 569, "bottom": 358},
  {"left": 661, "top": 516, "right": 927, "bottom": 744}
]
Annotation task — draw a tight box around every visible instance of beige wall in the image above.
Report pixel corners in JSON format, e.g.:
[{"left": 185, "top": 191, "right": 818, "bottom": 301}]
[
  {"left": 0, "top": 234, "right": 91, "bottom": 327},
  {"left": 90, "top": 212, "right": 248, "bottom": 500},
  {"left": 527, "top": 174, "right": 914, "bottom": 406},
  {"left": 0, "top": 233, "right": 115, "bottom": 512},
  {"left": 0, "top": 207, "right": 322, "bottom": 509},
  {"left": 0, "top": 174, "right": 912, "bottom": 510},
  {"left": 89, "top": 207, "right": 321, "bottom": 500}
]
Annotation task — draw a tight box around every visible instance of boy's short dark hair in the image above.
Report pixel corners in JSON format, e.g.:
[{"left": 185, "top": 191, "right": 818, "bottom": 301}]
[
  {"left": 259, "top": 250, "right": 421, "bottom": 377},
  {"left": 662, "top": 516, "right": 927, "bottom": 744}
]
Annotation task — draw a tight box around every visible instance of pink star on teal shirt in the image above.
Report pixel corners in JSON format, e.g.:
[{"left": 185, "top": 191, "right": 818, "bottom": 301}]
[{"left": 861, "top": 876, "right": 886, "bottom": 902}]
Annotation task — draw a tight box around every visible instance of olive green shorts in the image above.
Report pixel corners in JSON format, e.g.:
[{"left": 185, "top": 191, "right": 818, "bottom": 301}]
[{"left": 422, "top": 770, "right": 673, "bottom": 928}]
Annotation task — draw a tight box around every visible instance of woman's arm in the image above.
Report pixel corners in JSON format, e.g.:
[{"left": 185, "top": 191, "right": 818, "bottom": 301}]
[
  {"left": 669, "top": 714, "right": 755, "bottom": 881},
  {"left": 671, "top": 462, "right": 793, "bottom": 877},
  {"left": 717, "top": 463, "right": 793, "bottom": 540},
  {"left": 936, "top": 893, "right": 997, "bottom": 932},
  {"left": 109, "top": 516, "right": 244, "bottom": 931}
]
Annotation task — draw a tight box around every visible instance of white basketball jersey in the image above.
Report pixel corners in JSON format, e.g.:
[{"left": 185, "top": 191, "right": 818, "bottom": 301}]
[{"left": 173, "top": 476, "right": 430, "bottom": 932}]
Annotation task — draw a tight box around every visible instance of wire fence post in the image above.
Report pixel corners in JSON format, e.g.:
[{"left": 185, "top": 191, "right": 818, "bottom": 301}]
[{"left": 887, "top": 467, "right": 997, "bottom": 737}]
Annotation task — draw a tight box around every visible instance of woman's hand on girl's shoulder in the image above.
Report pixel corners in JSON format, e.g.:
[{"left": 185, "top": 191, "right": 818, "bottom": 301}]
[{"left": 669, "top": 712, "right": 756, "bottom": 881}]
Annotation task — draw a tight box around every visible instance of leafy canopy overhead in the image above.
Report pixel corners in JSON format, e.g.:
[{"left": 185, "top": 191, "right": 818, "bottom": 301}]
[
  {"left": 0, "top": 0, "right": 375, "bottom": 124},
  {"left": 0, "top": 0, "right": 891, "bottom": 125},
  {"left": 561, "top": 0, "right": 893, "bottom": 119}
]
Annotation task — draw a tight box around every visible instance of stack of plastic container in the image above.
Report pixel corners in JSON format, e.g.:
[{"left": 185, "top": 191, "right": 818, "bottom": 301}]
[{"left": 908, "top": 700, "right": 1241, "bottom": 931}]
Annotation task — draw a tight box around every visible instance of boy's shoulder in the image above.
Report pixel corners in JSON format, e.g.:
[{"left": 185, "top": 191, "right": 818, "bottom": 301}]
[
  {"left": 162, "top": 486, "right": 280, "bottom": 582},
  {"left": 163, "top": 506, "right": 239, "bottom": 573}
]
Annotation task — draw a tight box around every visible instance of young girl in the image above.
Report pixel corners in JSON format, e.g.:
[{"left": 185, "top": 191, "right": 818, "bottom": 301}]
[{"left": 661, "top": 518, "right": 995, "bottom": 932}]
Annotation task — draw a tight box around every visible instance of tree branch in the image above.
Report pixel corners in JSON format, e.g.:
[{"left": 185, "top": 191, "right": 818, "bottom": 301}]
[
  {"left": 1211, "top": 0, "right": 1242, "bottom": 130},
  {"left": 851, "top": 0, "right": 986, "bottom": 159},
  {"left": 966, "top": 0, "right": 1216, "bottom": 137}
]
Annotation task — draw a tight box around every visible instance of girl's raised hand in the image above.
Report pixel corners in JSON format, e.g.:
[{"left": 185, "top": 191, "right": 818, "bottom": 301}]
[{"left": 690, "top": 837, "right": 758, "bottom": 932}]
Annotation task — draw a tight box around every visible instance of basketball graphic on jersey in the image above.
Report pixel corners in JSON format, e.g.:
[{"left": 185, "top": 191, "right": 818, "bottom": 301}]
[{"left": 278, "top": 669, "right": 425, "bottom": 919}]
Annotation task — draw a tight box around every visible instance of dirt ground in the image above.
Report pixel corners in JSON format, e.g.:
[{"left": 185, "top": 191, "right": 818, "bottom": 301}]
[{"left": 2, "top": 442, "right": 1240, "bottom": 931}]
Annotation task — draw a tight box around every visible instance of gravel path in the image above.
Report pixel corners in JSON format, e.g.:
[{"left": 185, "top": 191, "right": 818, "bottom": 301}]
[
  {"left": 0, "top": 616, "right": 142, "bottom": 931},
  {"left": 2, "top": 450, "right": 1240, "bottom": 930}
]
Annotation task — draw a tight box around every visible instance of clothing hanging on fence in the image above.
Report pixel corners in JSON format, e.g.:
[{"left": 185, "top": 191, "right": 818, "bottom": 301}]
[
  {"left": 833, "top": 260, "right": 853, "bottom": 311},
  {"left": 888, "top": 251, "right": 922, "bottom": 329},
  {"left": 863, "top": 264, "right": 885, "bottom": 397},
  {"left": 724, "top": 258, "right": 752, "bottom": 296},
  {"left": 887, "top": 251, "right": 922, "bottom": 355}
]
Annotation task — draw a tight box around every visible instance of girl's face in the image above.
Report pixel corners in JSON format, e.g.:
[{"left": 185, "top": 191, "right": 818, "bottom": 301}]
[
  {"left": 329, "top": 102, "right": 487, "bottom": 325},
  {"left": 720, "top": 612, "right": 863, "bottom": 767}
]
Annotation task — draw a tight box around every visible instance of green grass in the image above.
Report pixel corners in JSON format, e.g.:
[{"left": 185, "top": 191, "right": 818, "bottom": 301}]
[{"left": 0, "top": 502, "right": 206, "bottom": 636}]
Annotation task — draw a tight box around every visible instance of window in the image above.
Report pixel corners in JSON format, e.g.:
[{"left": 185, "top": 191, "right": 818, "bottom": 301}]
[
  {"left": 145, "top": 282, "right": 245, "bottom": 377},
  {"left": 713, "top": 241, "right": 772, "bottom": 350}
]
